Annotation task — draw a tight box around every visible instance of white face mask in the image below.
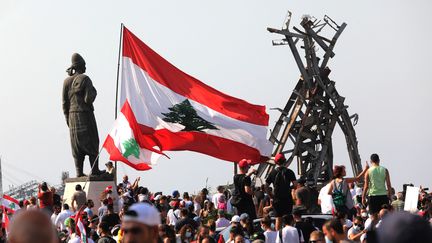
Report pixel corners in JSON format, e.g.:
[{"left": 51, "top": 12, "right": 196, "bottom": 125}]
[
  {"left": 325, "top": 236, "right": 333, "bottom": 243},
  {"left": 361, "top": 212, "right": 368, "bottom": 218},
  {"left": 185, "top": 231, "right": 192, "bottom": 238}
]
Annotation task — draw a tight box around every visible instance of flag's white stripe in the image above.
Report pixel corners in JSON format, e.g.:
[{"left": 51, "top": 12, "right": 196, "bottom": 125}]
[
  {"left": 109, "top": 112, "right": 160, "bottom": 165},
  {"left": 121, "top": 57, "right": 272, "bottom": 156}
]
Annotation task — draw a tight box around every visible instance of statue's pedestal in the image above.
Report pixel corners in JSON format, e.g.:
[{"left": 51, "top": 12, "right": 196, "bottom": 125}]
[{"left": 63, "top": 176, "right": 119, "bottom": 214}]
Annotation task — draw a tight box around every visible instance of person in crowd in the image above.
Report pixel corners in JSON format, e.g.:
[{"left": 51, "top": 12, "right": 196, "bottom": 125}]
[
  {"left": 195, "top": 225, "right": 211, "bottom": 242},
  {"left": 193, "top": 194, "right": 202, "bottom": 216},
  {"left": 175, "top": 208, "right": 198, "bottom": 232},
  {"left": 158, "top": 224, "right": 176, "bottom": 243},
  {"left": 50, "top": 186, "right": 62, "bottom": 208},
  {"left": 216, "top": 209, "right": 230, "bottom": 228},
  {"left": 217, "top": 194, "right": 228, "bottom": 211},
  {"left": 122, "top": 175, "right": 132, "bottom": 191},
  {"left": 232, "top": 159, "right": 257, "bottom": 220},
  {"left": 323, "top": 218, "right": 349, "bottom": 243},
  {"left": 347, "top": 216, "right": 365, "bottom": 242},
  {"left": 212, "top": 186, "right": 225, "bottom": 209},
  {"left": 227, "top": 225, "right": 244, "bottom": 243},
  {"left": 121, "top": 203, "right": 160, "bottom": 243},
  {"left": 101, "top": 204, "right": 120, "bottom": 230},
  {"left": 88, "top": 215, "right": 100, "bottom": 242},
  {"left": 261, "top": 215, "right": 277, "bottom": 243},
  {"left": 98, "top": 198, "right": 109, "bottom": 217},
  {"left": 84, "top": 199, "right": 95, "bottom": 217},
  {"left": 207, "top": 219, "right": 220, "bottom": 242},
  {"left": 276, "top": 214, "right": 304, "bottom": 243},
  {"left": 362, "top": 154, "right": 392, "bottom": 224},
  {"left": 96, "top": 221, "right": 116, "bottom": 243},
  {"left": 50, "top": 204, "right": 61, "bottom": 225},
  {"left": 71, "top": 184, "right": 87, "bottom": 212},
  {"left": 309, "top": 230, "right": 325, "bottom": 243},
  {"left": 239, "top": 213, "right": 253, "bottom": 239},
  {"left": 183, "top": 192, "right": 193, "bottom": 208},
  {"left": 200, "top": 200, "right": 217, "bottom": 221},
  {"left": 178, "top": 224, "right": 195, "bottom": 243},
  {"left": 105, "top": 161, "right": 115, "bottom": 175},
  {"left": 27, "top": 196, "right": 38, "bottom": 209},
  {"left": 167, "top": 200, "right": 181, "bottom": 226},
  {"left": 293, "top": 177, "right": 311, "bottom": 214},
  {"left": 391, "top": 192, "right": 405, "bottom": 211},
  {"left": 265, "top": 153, "right": 297, "bottom": 230},
  {"left": 328, "top": 163, "right": 369, "bottom": 217},
  {"left": 55, "top": 203, "right": 74, "bottom": 231},
  {"left": 293, "top": 208, "right": 316, "bottom": 243},
  {"left": 254, "top": 185, "right": 265, "bottom": 217},
  {"left": 65, "top": 217, "right": 95, "bottom": 243},
  {"left": 230, "top": 215, "right": 241, "bottom": 228},
  {"left": 318, "top": 182, "right": 334, "bottom": 214},
  {"left": 8, "top": 209, "right": 57, "bottom": 243}
]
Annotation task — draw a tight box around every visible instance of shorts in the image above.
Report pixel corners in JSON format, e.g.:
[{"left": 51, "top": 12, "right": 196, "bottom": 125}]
[
  {"left": 368, "top": 195, "right": 389, "bottom": 214},
  {"left": 273, "top": 198, "right": 293, "bottom": 217}
]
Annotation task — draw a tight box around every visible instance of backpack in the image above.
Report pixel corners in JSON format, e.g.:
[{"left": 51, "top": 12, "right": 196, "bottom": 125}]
[
  {"left": 231, "top": 175, "right": 245, "bottom": 207},
  {"left": 332, "top": 180, "right": 347, "bottom": 208},
  {"left": 274, "top": 167, "right": 291, "bottom": 197}
]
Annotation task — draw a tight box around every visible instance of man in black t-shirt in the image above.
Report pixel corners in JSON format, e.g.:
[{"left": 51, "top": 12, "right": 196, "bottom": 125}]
[
  {"left": 233, "top": 159, "right": 257, "bottom": 220},
  {"left": 101, "top": 204, "right": 121, "bottom": 230},
  {"left": 265, "top": 153, "right": 297, "bottom": 230}
]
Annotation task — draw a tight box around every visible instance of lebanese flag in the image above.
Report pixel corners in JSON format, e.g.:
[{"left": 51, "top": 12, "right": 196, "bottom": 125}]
[
  {"left": 75, "top": 210, "right": 88, "bottom": 243},
  {"left": 118, "top": 27, "right": 272, "bottom": 163},
  {"left": 103, "top": 100, "right": 163, "bottom": 170},
  {"left": 2, "top": 208, "right": 9, "bottom": 236},
  {"left": 1, "top": 195, "right": 20, "bottom": 213}
]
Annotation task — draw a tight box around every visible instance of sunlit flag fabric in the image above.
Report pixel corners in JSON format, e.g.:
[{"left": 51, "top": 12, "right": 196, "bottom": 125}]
[
  {"left": 114, "top": 27, "right": 272, "bottom": 166},
  {"left": 1, "top": 195, "right": 20, "bottom": 213}
]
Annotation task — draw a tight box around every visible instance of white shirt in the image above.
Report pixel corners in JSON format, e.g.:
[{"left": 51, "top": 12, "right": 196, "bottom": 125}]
[
  {"left": 264, "top": 230, "right": 277, "bottom": 243},
  {"left": 318, "top": 183, "right": 334, "bottom": 214},
  {"left": 51, "top": 213, "right": 59, "bottom": 226},
  {"left": 167, "top": 208, "right": 180, "bottom": 226},
  {"left": 216, "top": 217, "right": 230, "bottom": 228},
  {"left": 55, "top": 209, "right": 74, "bottom": 231},
  {"left": 212, "top": 192, "right": 223, "bottom": 208},
  {"left": 275, "top": 225, "right": 304, "bottom": 243},
  {"left": 68, "top": 235, "right": 95, "bottom": 243},
  {"left": 347, "top": 226, "right": 362, "bottom": 242}
]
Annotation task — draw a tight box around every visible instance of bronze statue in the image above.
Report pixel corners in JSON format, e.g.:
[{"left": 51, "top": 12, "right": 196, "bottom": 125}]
[{"left": 62, "top": 53, "right": 101, "bottom": 177}]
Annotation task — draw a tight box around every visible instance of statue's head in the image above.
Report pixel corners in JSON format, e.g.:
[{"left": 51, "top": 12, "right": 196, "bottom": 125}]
[{"left": 66, "top": 53, "right": 86, "bottom": 76}]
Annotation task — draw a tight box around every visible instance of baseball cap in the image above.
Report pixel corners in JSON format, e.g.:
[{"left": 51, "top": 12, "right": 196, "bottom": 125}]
[
  {"left": 231, "top": 215, "right": 241, "bottom": 223},
  {"left": 154, "top": 195, "right": 162, "bottom": 201},
  {"left": 274, "top": 153, "right": 286, "bottom": 164},
  {"left": 238, "top": 159, "right": 252, "bottom": 168},
  {"left": 172, "top": 190, "right": 180, "bottom": 197},
  {"left": 123, "top": 203, "right": 161, "bottom": 227},
  {"left": 239, "top": 213, "right": 249, "bottom": 221},
  {"left": 105, "top": 185, "right": 113, "bottom": 192},
  {"left": 105, "top": 161, "right": 113, "bottom": 167}
]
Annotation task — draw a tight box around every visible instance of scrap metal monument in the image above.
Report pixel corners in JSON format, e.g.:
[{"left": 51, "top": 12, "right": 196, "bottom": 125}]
[{"left": 257, "top": 12, "right": 363, "bottom": 186}]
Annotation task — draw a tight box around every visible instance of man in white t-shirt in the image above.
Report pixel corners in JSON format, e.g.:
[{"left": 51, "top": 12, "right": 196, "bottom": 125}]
[
  {"left": 318, "top": 182, "right": 334, "bottom": 214},
  {"left": 276, "top": 215, "right": 304, "bottom": 243},
  {"left": 261, "top": 215, "right": 277, "bottom": 243},
  {"left": 166, "top": 201, "right": 180, "bottom": 226}
]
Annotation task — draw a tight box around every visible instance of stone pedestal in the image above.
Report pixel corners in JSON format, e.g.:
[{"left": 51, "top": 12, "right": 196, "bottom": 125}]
[{"left": 63, "top": 176, "right": 119, "bottom": 214}]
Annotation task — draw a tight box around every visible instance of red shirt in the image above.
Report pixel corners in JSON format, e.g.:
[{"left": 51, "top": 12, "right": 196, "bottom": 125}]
[{"left": 37, "top": 191, "right": 53, "bottom": 208}]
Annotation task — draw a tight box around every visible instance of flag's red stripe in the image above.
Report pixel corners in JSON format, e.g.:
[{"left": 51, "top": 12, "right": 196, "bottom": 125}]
[
  {"left": 137, "top": 124, "right": 269, "bottom": 163},
  {"left": 122, "top": 27, "right": 269, "bottom": 126},
  {"left": 103, "top": 135, "right": 152, "bottom": 171},
  {"left": 3, "top": 195, "right": 19, "bottom": 205}
]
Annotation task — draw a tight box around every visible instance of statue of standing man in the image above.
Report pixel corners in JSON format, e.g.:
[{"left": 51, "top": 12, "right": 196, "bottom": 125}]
[{"left": 62, "top": 53, "right": 101, "bottom": 177}]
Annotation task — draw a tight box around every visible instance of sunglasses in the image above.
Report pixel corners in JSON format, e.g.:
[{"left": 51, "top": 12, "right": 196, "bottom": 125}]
[
  {"left": 309, "top": 240, "right": 324, "bottom": 243},
  {"left": 122, "top": 227, "right": 143, "bottom": 235}
]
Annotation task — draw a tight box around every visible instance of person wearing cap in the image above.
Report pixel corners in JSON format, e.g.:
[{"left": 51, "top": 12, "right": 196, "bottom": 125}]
[
  {"left": 216, "top": 210, "right": 230, "bottom": 228},
  {"left": 97, "top": 221, "right": 116, "bottom": 243},
  {"left": 122, "top": 203, "right": 161, "bottom": 243},
  {"left": 265, "top": 153, "right": 297, "bottom": 230},
  {"left": 232, "top": 159, "right": 257, "bottom": 220}
]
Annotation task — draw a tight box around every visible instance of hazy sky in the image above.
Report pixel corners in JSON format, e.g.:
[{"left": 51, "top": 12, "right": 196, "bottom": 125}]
[{"left": 0, "top": 0, "right": 431, "bottom": 195}]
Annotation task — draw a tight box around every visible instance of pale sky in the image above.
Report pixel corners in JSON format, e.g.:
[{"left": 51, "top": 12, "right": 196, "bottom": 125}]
[{"left": 0, "top": 0, "right": 431, "bottom": 195}]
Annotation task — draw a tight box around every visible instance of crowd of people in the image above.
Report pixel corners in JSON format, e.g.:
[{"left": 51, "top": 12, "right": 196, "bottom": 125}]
[{"left": 1, "top": 153, "right": 431, "bottom": 243}]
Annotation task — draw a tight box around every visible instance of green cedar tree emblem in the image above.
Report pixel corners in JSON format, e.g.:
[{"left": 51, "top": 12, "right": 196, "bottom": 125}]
[
  {"left": 162, "top": 99, "right": 218, "bottom": 132},
  {"left": 9, "top": 203, "right": 15, "bottom": 210},
  {"left": 122, "top": 138, "right": 140, "bottom": 159}
]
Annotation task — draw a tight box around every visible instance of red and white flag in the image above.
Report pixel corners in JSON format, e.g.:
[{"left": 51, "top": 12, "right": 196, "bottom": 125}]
[
  {"left": 1, "top": 194, "right": 20, "bottom": 213},
  {"left": 2, "top": 208, "right": 9, "bottom": 236},
  {"left": 106, "top": 27, "right": 272, "bottom": 167}
]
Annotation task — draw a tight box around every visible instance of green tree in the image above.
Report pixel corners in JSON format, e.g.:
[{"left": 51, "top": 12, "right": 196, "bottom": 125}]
[{"left": 162, "top": 99, "right": 218, "bottom": 132}]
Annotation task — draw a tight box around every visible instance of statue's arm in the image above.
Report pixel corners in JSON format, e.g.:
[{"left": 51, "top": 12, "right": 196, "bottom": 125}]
[
  {"left": 62, "top": 80, "right": 70, "bottom": 126},
  {"left": 84, "top": 77, "right": 97, "bottom": 104}
]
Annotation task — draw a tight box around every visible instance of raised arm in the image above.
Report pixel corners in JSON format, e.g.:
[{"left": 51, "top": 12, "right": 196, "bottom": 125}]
[{"left": 346, "top": 162, "right": 369, "bottom": 184}]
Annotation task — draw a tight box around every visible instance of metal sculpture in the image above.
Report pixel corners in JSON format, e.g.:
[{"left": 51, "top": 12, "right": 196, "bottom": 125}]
[{"left": 256, "top": 12, "right": 363, "bottom": 187}]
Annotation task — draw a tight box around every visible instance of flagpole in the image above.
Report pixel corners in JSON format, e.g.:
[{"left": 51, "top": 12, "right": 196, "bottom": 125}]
[{"left": 114, "top": 23, "right": 124, "bottom": 186}]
